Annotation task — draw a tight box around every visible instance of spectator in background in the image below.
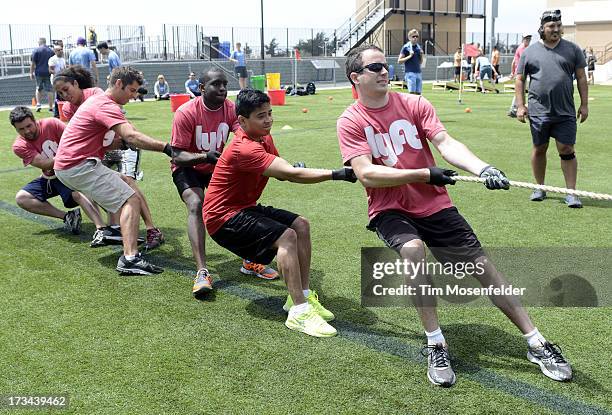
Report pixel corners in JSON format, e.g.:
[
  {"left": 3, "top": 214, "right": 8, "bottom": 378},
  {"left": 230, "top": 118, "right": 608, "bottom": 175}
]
[
  {"left": 48, "top": 45, "right": 66, "bottom": 118},
  {"left": 30, "top": 37, "right": 55, "bottom": 113},
  {"left": 453, "top": 47, "right": 462, "bottom": 83},
  {"left": 515, "top": 9, "right": 588, "bottom": 208},
  {"left": 87, "top": 26, "right": 98, "bottom": 61},
  {"left": 230, "top": 42, "right": 248, "bottom": 90},
  {"left": 97, "top": 42, "right": 121, "bottom": 71},
  {"left": 585, "top": 46, "right": 597, "bottom": 85},
  {"left": 185, "top": 72, "right": 201, "bottom": 98},
  {"left": 397, "top": 29, "right": 423, "bottom": 95},
  {"left": 491, "top": 45, "right": 500, "bottom": 83},
  {"left": 508, "top": 33, "right": 532, "bottom": 117},
  {"left": 154, "top": 74, "right": 171, "bottom": 100},
  {"left": 475, "top": 49, "right": 497, "bottom": 93},
  {"left": 69, "top": 37, "right": 99, "bottom": 85}
]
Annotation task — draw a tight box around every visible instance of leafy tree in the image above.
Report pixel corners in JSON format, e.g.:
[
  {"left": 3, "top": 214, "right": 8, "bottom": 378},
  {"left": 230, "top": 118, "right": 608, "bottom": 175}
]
[
  {"left": 265, "top": 38, "right": 280, "bottom": 57},
  {"left": 295, "top": 32, "right": 331, "bottom": 57}
]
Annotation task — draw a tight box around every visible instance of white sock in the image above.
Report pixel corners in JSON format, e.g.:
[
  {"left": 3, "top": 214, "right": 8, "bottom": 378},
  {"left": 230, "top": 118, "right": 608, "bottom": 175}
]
[
  {"left": 110, "top": 225, "right": 120, "bottom": 230},
  {"left": 523, "top": 327, "right": 547, "bottom": 348},
  {"left": 425, "top": 328, "right": 446, "bottom": 346},
  {"left": 303, "top": 289, "right": 310, "bottom": 298},
  {"left": 289, "top": 302, "right": 309, "bottom": 316},
  {"left": 125, "top": 254, "right": 137, "bottom": 261}
]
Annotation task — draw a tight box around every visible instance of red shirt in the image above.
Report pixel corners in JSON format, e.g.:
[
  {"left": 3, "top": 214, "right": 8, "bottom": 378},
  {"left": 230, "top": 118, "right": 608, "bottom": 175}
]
[
  {"left": 61, "top": 87, "right": 104, "bottom": 121},
  {"left": 12, "top": 118, "right": 65, "bottom": 177},
  {"left": 54, "top": 92, "right": 126, "bottom": 170},
  {"left": 337, "top": 92, "right": 452, "bottom": 220},
  {"left": 171, "top": 98, "right": 239, "bottom": 174},
  {"left": 203, "top": 128, "right": 278, "bottom": 235}
]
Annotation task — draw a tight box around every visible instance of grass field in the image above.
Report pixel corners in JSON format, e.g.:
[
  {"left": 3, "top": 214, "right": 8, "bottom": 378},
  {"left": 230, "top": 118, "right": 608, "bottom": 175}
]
[{"left": 0, "top": 85, "right": 611, "bottom": 415}]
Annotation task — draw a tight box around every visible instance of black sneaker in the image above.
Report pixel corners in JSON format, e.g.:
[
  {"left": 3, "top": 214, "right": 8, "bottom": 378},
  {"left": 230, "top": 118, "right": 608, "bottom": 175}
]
[
  {"left": 63, "top": 208, "right": 82, "bottom": 235},
  {"left": 116, "top": 253, "right": 164, "bottom": 275},
  {"left": 104, "top": 226, "right": 124, "bottom": 243}
]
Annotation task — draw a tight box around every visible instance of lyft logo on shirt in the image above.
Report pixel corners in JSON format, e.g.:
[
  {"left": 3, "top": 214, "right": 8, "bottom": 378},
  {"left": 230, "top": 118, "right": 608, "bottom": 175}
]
[
  {"left": 365, "top": 119, "right": 422, "bottom": 167},
  {"left": 41, "top": 139, "right": 59, "bottom": 159},
  {"left": 103, "top": 131, "right": 116, "bottom": 147},
  {"left": 195, "top": 122, "right": 230, "bottom": 151}
]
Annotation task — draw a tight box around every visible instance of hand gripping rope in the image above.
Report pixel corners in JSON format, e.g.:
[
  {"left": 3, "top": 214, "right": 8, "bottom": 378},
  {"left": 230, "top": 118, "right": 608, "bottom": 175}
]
[{"left": 453, "top": 176, "right": 612, "bottom": 201}]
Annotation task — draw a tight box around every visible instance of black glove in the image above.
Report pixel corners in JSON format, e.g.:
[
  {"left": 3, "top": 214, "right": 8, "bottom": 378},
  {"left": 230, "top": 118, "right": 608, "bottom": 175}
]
[
  {"left": 479, "top": 165, "right": 510, "bottom": 190},
  {"left": 204, "top": 150, "right": 221, "bottom": 164},
  {"left": 427, "top": 167, "right": 457, "bottom": 186},
  {"left": 293, "top": 162, "right": 306, "bottom": 168},
  {"left": 163, "top": 143, "right": 173, "bottom": 157},
  {"left": 331, "top": 167, "right": 358, "bottom": 183}
]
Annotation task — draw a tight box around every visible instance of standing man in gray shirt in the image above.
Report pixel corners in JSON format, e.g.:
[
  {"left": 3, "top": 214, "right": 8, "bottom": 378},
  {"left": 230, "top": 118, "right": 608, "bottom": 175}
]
[{"left": 515, "top": 9, "right": 588, "bottom": 208}]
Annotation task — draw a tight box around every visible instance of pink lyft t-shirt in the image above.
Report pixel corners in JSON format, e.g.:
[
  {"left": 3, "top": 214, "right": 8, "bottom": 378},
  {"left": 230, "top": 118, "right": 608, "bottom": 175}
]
[
  {"left": 61, "top": 87, "right": 104, "bottom": 121},
  {"left": 54, "top": 92, "right": 126, "bottom": 170},
  {"left": 203, "top": 128, "right": 278, "bottom": 236},
  {"left": 12, "top": 118, "right": 65, "bottom": 177},
  {"left": 337, "top": 92, "right": 453, "bottom": 220},
  {"left": 171, "top": 97, "right": 239, "bottom": 174}
]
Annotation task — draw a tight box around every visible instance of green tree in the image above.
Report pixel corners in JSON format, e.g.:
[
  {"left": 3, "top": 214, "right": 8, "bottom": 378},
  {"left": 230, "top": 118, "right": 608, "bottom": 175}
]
[
  {"left": 295, "top": 32, "right": 331, "bottom": 57},
  {"left": 265, "top": 38, "right": 280, "bottom": 57}
]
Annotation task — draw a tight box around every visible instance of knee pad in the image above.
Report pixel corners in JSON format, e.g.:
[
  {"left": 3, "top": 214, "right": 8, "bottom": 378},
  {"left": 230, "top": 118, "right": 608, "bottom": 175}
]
[{"left": 559, "top": 153, "right": 576, "bottom": 160}]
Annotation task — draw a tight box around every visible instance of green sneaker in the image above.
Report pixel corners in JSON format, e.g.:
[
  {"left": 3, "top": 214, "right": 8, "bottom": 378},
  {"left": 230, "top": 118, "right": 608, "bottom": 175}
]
[
  {"left": 285, "top": 307, "right": 337, "bottom": 337},
  {"left": 283, "top": 290, "right": 335, "bottom": 321}
]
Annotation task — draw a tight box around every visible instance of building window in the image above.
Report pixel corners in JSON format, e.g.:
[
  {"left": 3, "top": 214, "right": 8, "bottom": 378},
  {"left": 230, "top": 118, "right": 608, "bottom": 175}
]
[{"left": 422, "top": 0, "right": 431, "bottom": 10}]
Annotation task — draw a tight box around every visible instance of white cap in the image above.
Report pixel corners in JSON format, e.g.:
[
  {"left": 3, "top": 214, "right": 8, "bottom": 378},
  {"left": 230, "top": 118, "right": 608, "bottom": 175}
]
[{"left": 522, "top": 33, "right": 533, "bottom": 39}]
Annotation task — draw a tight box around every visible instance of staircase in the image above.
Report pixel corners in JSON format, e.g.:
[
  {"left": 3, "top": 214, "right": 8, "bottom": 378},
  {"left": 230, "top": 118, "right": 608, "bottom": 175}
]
[{"left": 335, "top": 0, "right": 393, "bottom": 56}]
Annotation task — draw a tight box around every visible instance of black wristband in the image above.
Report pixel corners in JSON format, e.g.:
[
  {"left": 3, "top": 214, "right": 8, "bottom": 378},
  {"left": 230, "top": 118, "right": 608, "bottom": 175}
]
[{"left": 163, "top": 143, "right": 172, "bottom": 157}]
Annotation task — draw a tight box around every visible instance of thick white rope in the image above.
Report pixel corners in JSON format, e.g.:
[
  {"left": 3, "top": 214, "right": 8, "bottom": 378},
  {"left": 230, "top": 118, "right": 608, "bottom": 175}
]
[{"left": 453, "top": 175, "right": 612, "bottom": 201}]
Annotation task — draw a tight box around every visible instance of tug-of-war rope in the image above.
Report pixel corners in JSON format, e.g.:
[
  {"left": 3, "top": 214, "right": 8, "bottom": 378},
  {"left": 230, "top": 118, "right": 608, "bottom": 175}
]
[{"left": 454, "top": 176, "right": 612, "bottom": 201}]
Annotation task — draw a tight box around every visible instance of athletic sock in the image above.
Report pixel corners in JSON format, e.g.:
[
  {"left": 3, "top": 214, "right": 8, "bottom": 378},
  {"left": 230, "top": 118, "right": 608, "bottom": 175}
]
[
  {"left": 125, "top": 254, "right": 137, "bottom": 261},
  {"left": 110, "top": 225, "right": 120, "bottom": 230},
  {"left": 303, "top": 289, "right": 310, "bottom": 298},
  {"left": 425, "top": 327, "right": 446, "bottom": 346},
  {"left": 523, "top": 327, "right": 547, "bottom": 348},
  {"left": 289, "top": 302, "right": 310, "bottom": 317}
]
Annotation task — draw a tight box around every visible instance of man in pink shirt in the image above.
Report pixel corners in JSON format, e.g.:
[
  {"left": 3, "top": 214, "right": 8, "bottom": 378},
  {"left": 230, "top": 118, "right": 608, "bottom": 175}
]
[
  {"left": 338, "top": 44, "right": 572, "bottom": 387},
  {"left": 170, "top": 68, "right": 279, "bottom": 297},
  {"left": 10, "top": 106, "right": 105, "bottom": 238},
  {"left": 508, "top": 33, "right": 532, "bottom": 117},
  {"left": 54, "top": 66, "right": 175, "bottom": 275}
]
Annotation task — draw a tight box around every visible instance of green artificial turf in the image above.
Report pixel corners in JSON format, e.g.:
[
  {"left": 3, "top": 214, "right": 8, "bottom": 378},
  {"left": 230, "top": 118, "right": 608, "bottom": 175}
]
[{"left": 0, "top": 85, "right": 610, "bottom": 414}]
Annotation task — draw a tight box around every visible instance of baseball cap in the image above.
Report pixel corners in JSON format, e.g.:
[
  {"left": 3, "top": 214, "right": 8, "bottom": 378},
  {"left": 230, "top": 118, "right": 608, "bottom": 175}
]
[
  {"left": 522, "top": 33, "right": 533, "bottom": 39},
  {"left": 76, "top": 37, "right": 87, "bottom": 45}
]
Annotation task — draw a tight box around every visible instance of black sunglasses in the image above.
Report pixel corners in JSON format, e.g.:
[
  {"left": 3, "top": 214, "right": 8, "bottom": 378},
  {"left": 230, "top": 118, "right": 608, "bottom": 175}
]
[{"left": 356, "top": 62, "right": 389, "bottom": 73}]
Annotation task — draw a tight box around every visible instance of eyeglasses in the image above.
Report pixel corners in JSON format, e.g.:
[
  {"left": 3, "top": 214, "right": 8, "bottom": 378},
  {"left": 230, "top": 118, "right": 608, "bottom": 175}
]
[
  {"left": 411, "top": 35, "right": 419, "bottom": 39},
  {"left": 356, "top": 62, "right": 389, "bottom": 73}
]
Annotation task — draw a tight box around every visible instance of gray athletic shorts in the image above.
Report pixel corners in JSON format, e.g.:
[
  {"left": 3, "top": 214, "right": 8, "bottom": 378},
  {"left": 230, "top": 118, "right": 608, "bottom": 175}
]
[
  {"left": 55, "top": 158, "right": 135, "bottom": 213},
  {"left": 528, "top": 115, "right": 577, "bottom": 146}
]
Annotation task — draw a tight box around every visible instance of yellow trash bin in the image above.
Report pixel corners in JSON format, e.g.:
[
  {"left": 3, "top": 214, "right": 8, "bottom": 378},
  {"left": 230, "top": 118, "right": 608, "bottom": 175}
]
[{"left": 266, "top": 73, "right": 281, "bottom": 91}]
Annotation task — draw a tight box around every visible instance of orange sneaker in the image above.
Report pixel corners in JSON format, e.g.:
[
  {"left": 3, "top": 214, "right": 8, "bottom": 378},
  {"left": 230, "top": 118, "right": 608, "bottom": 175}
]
[
  {"left": 240, "top": 260, "right": 279, "bottom": 280},
  {"left": 192, "top": 268, "right": 213, "bottom": 296}
]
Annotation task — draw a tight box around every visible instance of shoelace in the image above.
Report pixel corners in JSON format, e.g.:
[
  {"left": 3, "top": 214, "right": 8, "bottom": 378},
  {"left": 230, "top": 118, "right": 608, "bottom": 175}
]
[
  {"left": 421, "top": 344, "right": 451, "bottom": 368},
  {"left": 249, "top": 262, "right": 266, "bottom": 274},
  {"left": 195, "top": 270, "right": 210, "bottom": 282},
  {"left": 541, "top": 343, "right": 567, "bottom": 364}
]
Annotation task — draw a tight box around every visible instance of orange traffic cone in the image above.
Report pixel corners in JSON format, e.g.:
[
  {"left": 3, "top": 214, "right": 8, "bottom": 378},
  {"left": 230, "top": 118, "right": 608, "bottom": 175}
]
[{"left": 31, "top": 97, "right": 37, "bottom": 107}]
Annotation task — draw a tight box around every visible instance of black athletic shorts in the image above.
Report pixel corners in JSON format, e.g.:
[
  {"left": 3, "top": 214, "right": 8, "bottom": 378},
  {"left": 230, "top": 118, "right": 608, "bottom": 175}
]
[
  {"left": 454, "top": 66, "right": 461, "bottom": 76},
  {"left": 210, "top": 204, "right": 299, "bottom": 265},
  {"left": 367, "top": 207, "right": 484, "bottom": 263},
  {"left": 235, "top": 66, "right": 247, "bottom": 78},
  {"left": 172, "top": 166, "right": 212, "bottom": 197}
]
